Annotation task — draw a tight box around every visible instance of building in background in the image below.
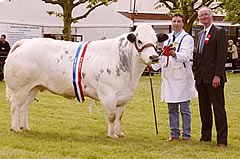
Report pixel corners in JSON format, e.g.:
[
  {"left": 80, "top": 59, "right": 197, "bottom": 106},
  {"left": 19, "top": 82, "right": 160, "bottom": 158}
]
[
  {"left": 110, "top": 0, "right": 240, "bottom": 43},
  {"left": 0, "top": 0, "right": 132, "bottom": 46},
  {"left": 0, "top": 0, "right": 239, "bottom": 46}
]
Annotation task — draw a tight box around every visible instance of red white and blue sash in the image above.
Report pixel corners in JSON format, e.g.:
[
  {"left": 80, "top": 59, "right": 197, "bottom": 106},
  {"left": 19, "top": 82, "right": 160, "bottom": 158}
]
[{"left": 73, "top": 41, "right": 91, "bottom": 102}]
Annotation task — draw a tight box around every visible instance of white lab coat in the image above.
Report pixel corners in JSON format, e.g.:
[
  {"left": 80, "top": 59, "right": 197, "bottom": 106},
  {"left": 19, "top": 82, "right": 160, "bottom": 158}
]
[{"left": 152, "top": 30, "right": 197, "bottom": 103}]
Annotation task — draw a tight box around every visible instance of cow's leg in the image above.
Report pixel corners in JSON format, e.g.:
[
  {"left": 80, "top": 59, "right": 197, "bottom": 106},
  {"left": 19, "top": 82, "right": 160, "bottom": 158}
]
[
  {"left": 10, "top": 91, "right": 27, "bottom": 132},
  {"left": 10, "top": 86, "right": 33, "bottom": 132},
  {"left": 10, "top": 100, "right": 20, "bottom": 132},
  {"left": 99, "top": 90, "right": 118, "bottom": 138},
  {"left": 20, "top": 87, "right": 39, "bottom": 130},
  {"left": 114, "top": 106, "right": 124, "bottom": 137},
  {"left": 105, "top": 111, "right": 117, "bottom": 138}
]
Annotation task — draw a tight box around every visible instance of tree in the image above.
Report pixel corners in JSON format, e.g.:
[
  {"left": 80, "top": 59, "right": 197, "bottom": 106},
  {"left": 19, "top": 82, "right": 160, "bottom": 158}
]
[
  {"left": 155, "top": 0, "right": 224, "bottom": 34},
  {"left": 219, "top": 0, "right": 240, "bottom": 24},
  {"left": 42, "top": 0, "right": 116, "bottom": 41}
]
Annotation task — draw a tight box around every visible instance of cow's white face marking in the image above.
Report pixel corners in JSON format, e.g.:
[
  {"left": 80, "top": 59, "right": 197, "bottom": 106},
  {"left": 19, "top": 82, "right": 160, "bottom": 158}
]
[{"left": 130, "top": 25, "right": 160, "bottom": 64}]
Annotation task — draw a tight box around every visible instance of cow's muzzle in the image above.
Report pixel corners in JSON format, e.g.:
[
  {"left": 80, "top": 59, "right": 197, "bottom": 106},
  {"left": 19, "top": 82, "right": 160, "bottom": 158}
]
[{"left": 149, "top": 55, "right": 159, "bottom": 63}]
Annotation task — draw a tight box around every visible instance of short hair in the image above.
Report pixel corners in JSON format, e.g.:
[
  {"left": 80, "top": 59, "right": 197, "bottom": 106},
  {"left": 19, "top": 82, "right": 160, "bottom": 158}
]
[
  {"left": 198, "top": 6, "right": 213, "bottom": 16},
  {"left": 1, "top": 34, "right": 6, "bottom": 39},
  {"left": 172, "top": 13, "right": 184, "bottom": 20}
]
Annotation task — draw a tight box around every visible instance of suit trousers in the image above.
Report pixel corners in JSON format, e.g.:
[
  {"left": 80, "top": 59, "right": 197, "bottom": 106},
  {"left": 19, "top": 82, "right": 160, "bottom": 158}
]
[{"left": 196, "top": 82, "right": 228, "bottom": 145}]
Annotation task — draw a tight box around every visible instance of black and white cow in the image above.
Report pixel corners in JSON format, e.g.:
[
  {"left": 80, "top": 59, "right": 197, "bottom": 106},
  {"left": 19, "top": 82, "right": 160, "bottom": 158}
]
[{"left": 4, "top": 24, "right": 168, "bottom": 138}]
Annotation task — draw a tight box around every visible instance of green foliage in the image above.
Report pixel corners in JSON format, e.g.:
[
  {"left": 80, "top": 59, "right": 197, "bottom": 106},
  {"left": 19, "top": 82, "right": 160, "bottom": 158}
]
[
  {"left": 154, "top": 0, "right": 226, "bottom": 33},
  {"left": 47, "top": 11, "right": 64, "bottom": 19},
  {"left": 0, "top": 73, "right": 240, "bottom": 158},
  {"left": 219, "top": 0, "right": 240, "bottom": 24}
]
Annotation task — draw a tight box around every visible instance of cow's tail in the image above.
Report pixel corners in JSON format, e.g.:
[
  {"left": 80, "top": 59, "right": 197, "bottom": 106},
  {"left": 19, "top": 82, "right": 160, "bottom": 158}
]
[
  {"left": 9, "top": 39, "right": 28, "bottom": 54},
  {"left": 5, "top": 85, "right": 13, "bottom": 102}
]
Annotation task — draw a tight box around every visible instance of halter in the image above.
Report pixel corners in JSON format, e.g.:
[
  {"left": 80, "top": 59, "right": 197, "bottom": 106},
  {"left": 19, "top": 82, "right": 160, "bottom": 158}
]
[
  {"left": 133, "top": 42, "right": 157, "bottom": 64},
  {"left": 134, "top": 42, "right": 156, "bottom": 53}
]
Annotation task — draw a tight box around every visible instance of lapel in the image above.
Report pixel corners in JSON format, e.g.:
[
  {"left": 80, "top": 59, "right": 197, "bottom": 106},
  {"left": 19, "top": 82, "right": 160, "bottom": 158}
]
[{"left": 201, "top": 25, "right": 216, "bottom": 55}]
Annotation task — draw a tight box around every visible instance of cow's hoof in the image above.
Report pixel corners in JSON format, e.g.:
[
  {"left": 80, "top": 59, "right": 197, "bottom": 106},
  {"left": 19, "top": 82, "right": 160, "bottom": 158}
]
[
  {"left": 20, "top": 127, "right": 30, "bottom": 131},
  {"left": 10, "top": 127, "right": 20, "bottom": 132},
  {"left": 108, "top": 134, "right": 119, "bottom": 139},
  {"left": 117, "top": 132, "right": 124, "bottom": 138}
]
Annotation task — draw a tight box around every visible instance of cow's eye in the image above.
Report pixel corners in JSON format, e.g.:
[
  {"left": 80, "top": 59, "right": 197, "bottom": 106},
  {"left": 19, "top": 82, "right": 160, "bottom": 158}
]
[{"left": 137, "top": 40, "right": 142, "bottom": 45}]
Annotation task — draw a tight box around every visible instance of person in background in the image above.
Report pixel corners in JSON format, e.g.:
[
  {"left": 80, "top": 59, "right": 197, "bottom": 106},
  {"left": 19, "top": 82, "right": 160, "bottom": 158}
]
[
  {"left": 228, "top": 39, "right": 238, "bottom": 70},
  {"left": 0, "top": 34, "right": 10, "bottom": 52},
  {"left": 195, "top": 6, "right": 228, "bottom": 147},
  {"left": 151, "top": 13, "right": 197, "bottom": 142}
]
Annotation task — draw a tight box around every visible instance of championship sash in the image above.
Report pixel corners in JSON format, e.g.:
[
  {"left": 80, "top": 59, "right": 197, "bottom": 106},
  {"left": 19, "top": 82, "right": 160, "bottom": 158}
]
[{"left": 72, "top": 41, "right": 91, "bottom": 102}]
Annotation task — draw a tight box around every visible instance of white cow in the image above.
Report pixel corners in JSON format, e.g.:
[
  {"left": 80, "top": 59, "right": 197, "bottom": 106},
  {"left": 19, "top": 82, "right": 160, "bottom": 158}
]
[{"left": 4, "top": 25, "right": 168, "bottom": 138}]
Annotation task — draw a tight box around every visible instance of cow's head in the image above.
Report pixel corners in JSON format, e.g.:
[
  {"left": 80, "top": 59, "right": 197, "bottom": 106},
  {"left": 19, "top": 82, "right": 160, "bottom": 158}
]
[{"left": 127, "top": 25, "right": 168, "bottom": 64}]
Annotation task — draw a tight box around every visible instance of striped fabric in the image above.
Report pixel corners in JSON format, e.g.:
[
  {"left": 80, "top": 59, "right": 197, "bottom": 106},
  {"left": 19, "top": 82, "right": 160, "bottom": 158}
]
[{"left": 72, "top": 41, "right": 91, "bottom": 102}]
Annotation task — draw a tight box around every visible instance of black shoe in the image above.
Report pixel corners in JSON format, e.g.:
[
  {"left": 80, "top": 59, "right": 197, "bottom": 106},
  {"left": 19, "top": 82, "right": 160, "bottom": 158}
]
[
  {"left": 199, "top": 137, "right": 211, "bottom": 142},
  {"left": 216, "top": 144, "right": 227, "bottom": 148}
]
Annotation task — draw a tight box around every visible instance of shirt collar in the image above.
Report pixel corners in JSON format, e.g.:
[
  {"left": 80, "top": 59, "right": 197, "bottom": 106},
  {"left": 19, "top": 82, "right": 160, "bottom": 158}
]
[
  {"left": 173, "top": 30, "right": 183, "bottom": 39},
  {"left": 204, "top": 24, "right": 213, "bottom": 35}
]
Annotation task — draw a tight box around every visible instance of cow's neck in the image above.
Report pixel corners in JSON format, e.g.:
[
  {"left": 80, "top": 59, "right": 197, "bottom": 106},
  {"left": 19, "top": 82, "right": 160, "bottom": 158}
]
[
  {"left": 130, "top": 53, "right": 146, "bottom": 89},
  {"left": 117, "top": 37, "right": 147, "bottom": 90}
]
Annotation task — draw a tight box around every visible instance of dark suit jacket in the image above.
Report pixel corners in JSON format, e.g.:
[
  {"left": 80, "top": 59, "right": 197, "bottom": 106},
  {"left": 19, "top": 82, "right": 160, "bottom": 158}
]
[
  {"left": 0, "top": 41, "right": 10, "bottom": 52},
  {"left": 194, "top": 25, "right": 228, "bottom": 85}
]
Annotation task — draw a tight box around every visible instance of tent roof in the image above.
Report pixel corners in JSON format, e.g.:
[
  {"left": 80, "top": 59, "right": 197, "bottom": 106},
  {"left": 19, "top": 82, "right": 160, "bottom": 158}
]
[{"left": 0, "top": 0, "right": 132, "bottom": 27}]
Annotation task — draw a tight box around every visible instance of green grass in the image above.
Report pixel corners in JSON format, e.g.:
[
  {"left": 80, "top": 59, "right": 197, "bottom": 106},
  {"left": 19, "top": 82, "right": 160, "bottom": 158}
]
[{"left": 0, "top": 73, "right": 240, "bottom": 159}]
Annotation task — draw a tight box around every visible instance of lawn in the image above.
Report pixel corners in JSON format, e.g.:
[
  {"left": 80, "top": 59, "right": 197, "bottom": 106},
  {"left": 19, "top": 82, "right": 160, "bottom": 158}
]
[{"left": 0, "top": 73, "right": 240, "bottom": 159}]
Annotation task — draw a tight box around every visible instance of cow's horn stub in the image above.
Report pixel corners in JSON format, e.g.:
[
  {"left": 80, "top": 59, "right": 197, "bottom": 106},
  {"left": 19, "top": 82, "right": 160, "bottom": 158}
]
[
  {"left": 156, "top": 33, "right": 168, "bottom": 42},
  {"left": 127, "top": 33, "right": 136, "bottom": 43}
]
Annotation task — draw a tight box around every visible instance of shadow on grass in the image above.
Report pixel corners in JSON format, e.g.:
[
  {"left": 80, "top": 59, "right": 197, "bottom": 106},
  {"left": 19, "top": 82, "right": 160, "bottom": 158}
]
[{"left": 15, "top": 128, "right": 215, "bottom": 148}]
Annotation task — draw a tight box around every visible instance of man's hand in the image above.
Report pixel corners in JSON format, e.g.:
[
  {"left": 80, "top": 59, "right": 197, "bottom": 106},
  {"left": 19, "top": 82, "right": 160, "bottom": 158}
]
[
  {"left": 212, "top": 76, "right": 220, "bottom": 88},
  {"left": 169, "top": 49, "right": 176, "bottom": 57},
  {"left": 163, "top": 44, "right": 176, "bottom": 57}
]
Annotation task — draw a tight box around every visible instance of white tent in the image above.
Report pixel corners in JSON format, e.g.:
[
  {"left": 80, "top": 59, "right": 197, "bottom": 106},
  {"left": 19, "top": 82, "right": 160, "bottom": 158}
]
[{"left": 0, "top": 0, "right": 132, "bottom": 45}]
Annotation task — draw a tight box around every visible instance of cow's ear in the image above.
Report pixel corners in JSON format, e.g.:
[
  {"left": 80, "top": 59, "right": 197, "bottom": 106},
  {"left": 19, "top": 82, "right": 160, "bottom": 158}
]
[
  {"left": 156, "top": 33, "right": 168, "bottom": 42},
  {"left": 127, "top": 33, "right": 136, "bottom": 43}
]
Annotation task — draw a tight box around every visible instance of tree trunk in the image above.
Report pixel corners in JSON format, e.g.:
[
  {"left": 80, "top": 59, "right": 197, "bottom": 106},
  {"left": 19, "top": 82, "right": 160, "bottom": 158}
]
[
  {"left": 184, "top": 23, "right": 193, "bottom": 35},
  {"left": 63, "top": 19, "right": 72, "bottom": 41},
  {"left": 62, "top": 5, "right": 73, "bottom": 41}
]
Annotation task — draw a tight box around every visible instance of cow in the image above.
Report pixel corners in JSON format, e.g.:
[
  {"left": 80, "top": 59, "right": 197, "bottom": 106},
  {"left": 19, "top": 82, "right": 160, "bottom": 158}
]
[{"left": 4, "top": 24, "right": 168, "bottom": 138}]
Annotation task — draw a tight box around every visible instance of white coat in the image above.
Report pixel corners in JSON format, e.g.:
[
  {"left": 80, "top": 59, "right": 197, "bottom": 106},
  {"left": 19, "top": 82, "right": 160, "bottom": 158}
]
[{"left": 152, "top": 30, "right": 197, "bottom": 103}]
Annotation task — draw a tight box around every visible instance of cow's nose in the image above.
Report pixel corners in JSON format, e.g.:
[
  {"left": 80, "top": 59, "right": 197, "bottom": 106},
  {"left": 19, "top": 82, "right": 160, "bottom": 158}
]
[{"left": 149, "top": 55, "right": 159, "bottom": 63}]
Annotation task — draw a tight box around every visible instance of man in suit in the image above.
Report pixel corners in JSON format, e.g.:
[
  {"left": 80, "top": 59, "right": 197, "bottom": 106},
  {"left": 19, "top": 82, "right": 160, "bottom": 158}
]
[{"left": 195, "top": 7, "right": 228, "bottom": 147}]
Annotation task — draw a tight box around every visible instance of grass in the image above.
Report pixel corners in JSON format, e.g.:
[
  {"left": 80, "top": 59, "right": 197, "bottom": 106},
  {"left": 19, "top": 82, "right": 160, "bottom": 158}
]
[{"left": 0, "top": 73, "right": 240, "bottom": 159}]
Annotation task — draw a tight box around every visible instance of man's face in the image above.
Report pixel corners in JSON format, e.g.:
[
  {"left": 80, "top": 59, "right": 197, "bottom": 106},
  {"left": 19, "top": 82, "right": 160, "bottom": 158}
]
[
  {"left": 0, "top": 36, "right": 5, "bottom": 42},
  {"left": 198, "top": 8, "right": 212, "bottom": 26},
  {"left": 171, "top": 16, "right": 183, "bottom": 33}
]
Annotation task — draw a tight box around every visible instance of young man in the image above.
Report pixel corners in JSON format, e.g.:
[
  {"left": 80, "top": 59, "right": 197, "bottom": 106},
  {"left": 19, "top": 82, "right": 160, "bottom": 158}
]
[
  {"left": 152, "top": 13, "right": 197, "bottom": 141},
  {"left": 195, "top": 7, "right": 228, "bottom": 147}
]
